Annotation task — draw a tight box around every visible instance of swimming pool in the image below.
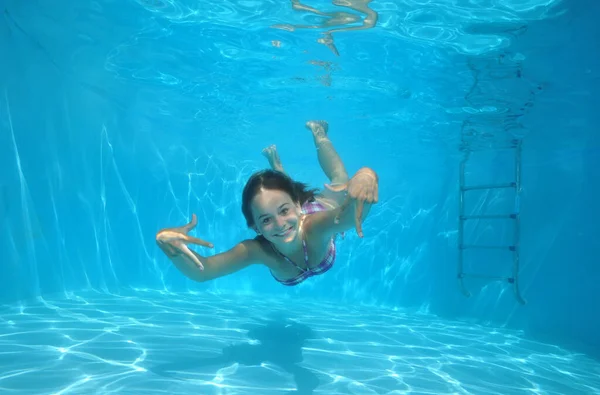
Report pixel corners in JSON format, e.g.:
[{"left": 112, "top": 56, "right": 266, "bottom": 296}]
[{"left": 1, "top": 0, "right": 598, "bottom": 393}]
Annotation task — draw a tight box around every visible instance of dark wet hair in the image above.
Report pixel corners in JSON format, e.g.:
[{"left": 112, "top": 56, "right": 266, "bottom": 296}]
[{"left": 242, "top": 170, "right": 319, "bottom": 228}]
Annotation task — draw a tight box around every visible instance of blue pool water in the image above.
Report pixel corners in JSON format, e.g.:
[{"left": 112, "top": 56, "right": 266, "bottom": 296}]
[{"left": 1, "top": 0, "right": 599, "bottom": 394}]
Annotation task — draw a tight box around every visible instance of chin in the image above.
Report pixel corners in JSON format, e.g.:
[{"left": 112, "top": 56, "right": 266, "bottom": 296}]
[{"left": 282, "top": 229, "right": 298, "bottom": 243}]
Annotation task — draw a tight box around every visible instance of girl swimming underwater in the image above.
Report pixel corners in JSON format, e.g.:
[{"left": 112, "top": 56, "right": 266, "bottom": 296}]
[{"left": 156, "top": 121, "right": 379, "bottom": 285}]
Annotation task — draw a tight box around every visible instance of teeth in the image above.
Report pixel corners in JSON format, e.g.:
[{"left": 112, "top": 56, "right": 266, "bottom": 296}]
[{"left": 277, "top": 228, "right": 290, "bottom": 236}]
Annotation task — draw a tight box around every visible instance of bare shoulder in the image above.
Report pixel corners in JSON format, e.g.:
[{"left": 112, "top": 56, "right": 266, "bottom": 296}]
[
  {"left": 302, "top": 210, "right": 336, "bottom": 244},
  {"left": 301, "top": 198, "right": 350, "bottom": 242},
  {"left": 243, "top": 237, "right": 278, "bottom": 268}
]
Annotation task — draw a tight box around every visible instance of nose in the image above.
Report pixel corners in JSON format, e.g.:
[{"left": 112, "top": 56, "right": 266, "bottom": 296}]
[{"left": 275, "top": 215, "right": 287, "bottom": 228}]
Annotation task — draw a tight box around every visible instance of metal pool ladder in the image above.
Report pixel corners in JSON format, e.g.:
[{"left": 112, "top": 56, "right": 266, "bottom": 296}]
[{"left": 457, "top": 138, "right": 526, "bottom": 304}]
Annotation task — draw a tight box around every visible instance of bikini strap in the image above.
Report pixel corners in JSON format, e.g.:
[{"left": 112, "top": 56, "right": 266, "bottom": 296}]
[
  {"left": 270, "top": 214, "right": 310, "bottom": 271},
  {"left": 301, "top": 239, "right": 309, "bottom": 266},
  {"left": 270, "top": 242, "right": 308, "bottom": 273},
  {"left": 299, "top": 214, "right": 310, "bottom": 267}
]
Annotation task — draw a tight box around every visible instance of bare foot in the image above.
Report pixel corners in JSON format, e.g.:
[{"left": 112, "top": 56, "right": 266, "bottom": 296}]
[
  {"left": 262, "top": 144, "right": 284, "bottom": 172},
  {"left": 305, "top": 120, "right": 329, "bottom": 141},
  {"left": 317, "top": 33, "right": 339, "bottom": 56}
]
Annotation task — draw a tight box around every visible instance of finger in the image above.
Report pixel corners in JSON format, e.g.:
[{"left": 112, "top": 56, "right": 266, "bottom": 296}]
[
  {"left": 183, "top": 214, "right": 198, "bottom": 232},
  {"left": 185, "top": 235, "right": 214, "bottom": 249},
  {"left": 355, "top": 199, "right": 364, "bottom": 238},
  {"left": 367, "top": 184, "right": 375, "bottom": 203},
  {"left": 350, "top": 184, "right": 364, "bottom": 204},
  {"left": 363, "top": 187, "right": 371, "bottom": 203},
  {"left": 358, "top": 185, "right": 368, "bottom": 203},
  {"left": 370, "top": 180, "right": 378, "bottom": 203},
  {"left": 362, "top": 183, "right": 375, "bottom": 204},
  {"left": 325, "top": 183, "right": 348, "bottom": 193},
  {"left": 181, "top": 244, "right": 204, "bottom": 270}
]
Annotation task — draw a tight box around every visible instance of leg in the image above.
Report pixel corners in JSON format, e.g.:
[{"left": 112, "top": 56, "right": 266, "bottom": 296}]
[
  {"left": 262, "top": 145, "right": 286, "bottom": 174},
  {"left": 305, "top": 121, "right": 348, "bottom": 185}
]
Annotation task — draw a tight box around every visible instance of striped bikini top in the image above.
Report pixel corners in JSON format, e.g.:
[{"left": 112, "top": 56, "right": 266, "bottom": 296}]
[{"left": 270, "top": 199, "right": 337, "bottom": 286}]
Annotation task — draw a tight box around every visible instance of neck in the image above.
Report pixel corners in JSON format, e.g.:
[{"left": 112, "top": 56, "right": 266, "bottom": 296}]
[{"left": 272, "top": 233, "right": 302, "bottom": 256}]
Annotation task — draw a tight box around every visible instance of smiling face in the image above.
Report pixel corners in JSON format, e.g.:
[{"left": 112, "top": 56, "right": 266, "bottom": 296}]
[{"left": 250, "top": 188, "right": 302, "bottom": 245}]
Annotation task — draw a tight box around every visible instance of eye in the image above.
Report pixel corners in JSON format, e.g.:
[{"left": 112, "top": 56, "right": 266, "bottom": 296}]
[
  {"left": 281, "top": 208, "right": 289, "bottom": 215},
  {"left": 262, "top": 217, "right": 271, "bottom": 225}
]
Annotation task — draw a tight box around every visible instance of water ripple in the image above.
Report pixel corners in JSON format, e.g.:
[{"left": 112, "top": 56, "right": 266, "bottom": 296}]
[{"left": 0, "top": 290, "right": 598, "bottom": 394}]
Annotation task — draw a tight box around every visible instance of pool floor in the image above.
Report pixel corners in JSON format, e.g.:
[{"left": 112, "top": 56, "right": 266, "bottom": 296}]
[{"left": 0, "top": 289, "right": 598, "bottom": 394}]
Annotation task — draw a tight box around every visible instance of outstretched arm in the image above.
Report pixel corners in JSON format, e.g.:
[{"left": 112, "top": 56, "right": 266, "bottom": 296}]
[
  {"left": 158, "top": 238, "right": 259, "bottom": 282},
  {"left": 156, "top": 214, "right": 261, "bottom": 282}
]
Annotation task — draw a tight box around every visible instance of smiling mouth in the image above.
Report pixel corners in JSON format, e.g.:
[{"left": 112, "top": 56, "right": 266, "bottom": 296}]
[{"left": 275, "top": 227, "right": 292, "bottom": 237}]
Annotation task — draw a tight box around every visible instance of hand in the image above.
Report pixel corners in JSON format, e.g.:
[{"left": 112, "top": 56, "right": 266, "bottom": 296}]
[
  {"left": 325, "top": 167, "right": 379, "bottom": 238},
  {"left": 156, "top": 214, "right": 213, "bottom": 270}
]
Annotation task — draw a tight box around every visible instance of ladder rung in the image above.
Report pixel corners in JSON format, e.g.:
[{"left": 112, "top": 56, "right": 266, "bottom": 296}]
[
  {"left": 459, "top": 139, "right": 521, "bottom": 152},
  {"left": 459, "top": 273, "right": 514, "bottom": 282},
  {"left": 460, "top": 214, "right": 517, "bottom": 220},
  {"left": 462, "top": 182, "right": 516, "bottom": 191},
  {"left": 460, "top": 245, "right": 516, "bottom": 251}
]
